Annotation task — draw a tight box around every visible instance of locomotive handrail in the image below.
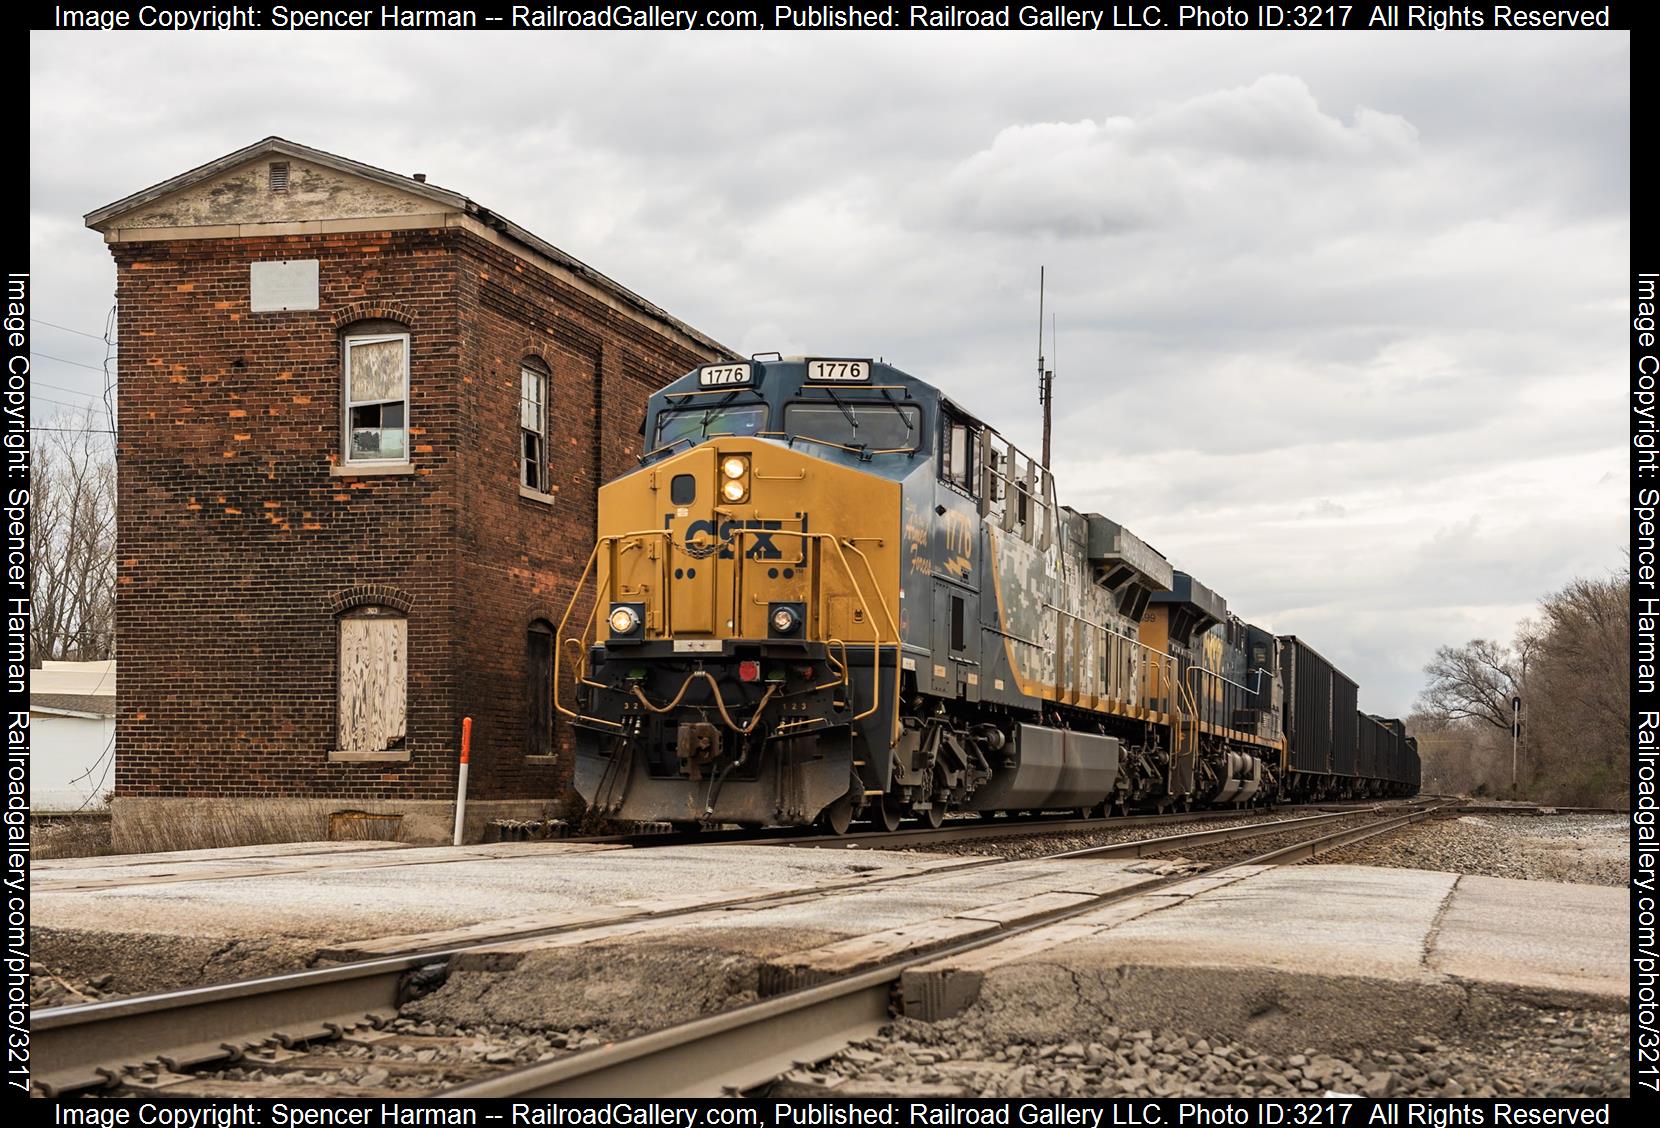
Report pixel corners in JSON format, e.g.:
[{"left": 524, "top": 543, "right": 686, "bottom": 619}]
[
  {"left": 1185, "top": 663, "right": 1255, "bottom": 698},
  {"left": 754, "top": 431, "right": 920, "bottom": 458},
  {"left": 1172, "top": 675, "right": 1203, "bottom": 794},
  {"left": 1042, "top": 600, "right": 1178, "bottom": 718},
  {"left": 837, "top": 536, "right": 905, "bottom": 747},
  {"left": 553, "top": 540, "right": 605, "bottom": 720},
  {"left": 553, "top": 529, "right": 676, "bottom": 722},
  {"left": 815, "top": 638, "right": 851, "bottom": 692}
]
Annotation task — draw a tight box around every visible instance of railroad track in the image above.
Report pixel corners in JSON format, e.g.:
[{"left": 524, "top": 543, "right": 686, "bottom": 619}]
[
  {"left": 35, "top": 802, "right": 1406, "bottom": 898},
  {"left": 31, "top": 802, "right": 1440, "bottom": 1097},
  {"left": 573, "top": 798, "right": 1423, "bottom": 851},
  {"left": 444, "top": 803, "right": 1449, "bottom": 1098}
]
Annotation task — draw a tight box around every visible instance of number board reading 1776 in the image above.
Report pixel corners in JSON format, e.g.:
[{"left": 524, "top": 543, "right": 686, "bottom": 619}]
[
  {"left": 698, "top": 363, "right": 753, "bottom": 388},
  {"left": 806, "top": 358, "right": 873, "bottom": 383}
]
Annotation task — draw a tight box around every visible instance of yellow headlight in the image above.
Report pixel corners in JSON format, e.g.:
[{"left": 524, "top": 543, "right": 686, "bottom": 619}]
[
  {"left": 608, "top": 606, "right": 641, "bottom": 635},
  {"left": 721, "top": 479, "right": 748, "bottom": 502},
  {"left": 721, "top": 456, "right": 748, "bottom": 479}
]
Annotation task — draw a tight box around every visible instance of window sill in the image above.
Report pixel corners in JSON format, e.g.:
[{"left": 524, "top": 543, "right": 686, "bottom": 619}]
[
  {"left": 331, "top": 461, "right": 415, "bottom": 477},
  {"left": 519, "top": 484, "right": 558, "bottom": 505},
  {"left": 329, "top": 748, "right": 411, "bottom": 763},
  {"left": 524, "top": 754, "right": 559, "bottom": 763}
]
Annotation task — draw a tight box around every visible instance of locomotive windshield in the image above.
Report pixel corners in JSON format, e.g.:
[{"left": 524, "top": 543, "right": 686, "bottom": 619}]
[
  {"left": 654, "top": 403, "right": 767, "bottom": 450},
  {"left": 783, "top": 401, "right": 921, "bottom": 453}
]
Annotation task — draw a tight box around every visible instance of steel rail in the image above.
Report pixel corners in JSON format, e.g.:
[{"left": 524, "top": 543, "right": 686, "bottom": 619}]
[
  {"left": 441, "top": 803, "right": 1447, "bottom": 1099},
  {"left": 1044, "top": 809, "right": 1374, "bottom": 860},
  {"left": 575, "top": 798, "right": 1419, "bottom": 851}
]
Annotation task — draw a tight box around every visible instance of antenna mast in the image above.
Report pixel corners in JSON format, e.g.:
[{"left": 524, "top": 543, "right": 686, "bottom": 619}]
[{"left": 1038, "top": 267, "right": 1054, "bottom": 468}]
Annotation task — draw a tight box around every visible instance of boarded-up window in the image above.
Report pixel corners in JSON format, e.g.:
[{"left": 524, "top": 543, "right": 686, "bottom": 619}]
[
  {"left": 338, "top": 608, "right": 407, "bottom": 754},
  {"left": 527, "top": 621, "right": 554, "bottom": 759}
]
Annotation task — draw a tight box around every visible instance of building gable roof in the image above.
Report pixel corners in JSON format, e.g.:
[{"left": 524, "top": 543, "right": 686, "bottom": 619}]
[
  {"left": 83, "top": 136, "right": 468, "bottom": 229},
  {"left": 85, "top": 137, "right": 735, "bottom": 359}
]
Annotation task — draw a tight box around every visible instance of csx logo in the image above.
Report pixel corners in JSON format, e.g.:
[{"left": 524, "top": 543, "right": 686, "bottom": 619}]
[{"left": 672, "top": 516, "right": 789, "bottom": 559}]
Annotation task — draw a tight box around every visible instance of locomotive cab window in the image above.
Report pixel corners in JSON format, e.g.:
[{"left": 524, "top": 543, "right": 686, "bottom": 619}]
[
  {"left": 654, "top": 403, "right": 767, "bottom": 452},
  {"left": 782, "top": 401, "right": 920, "bottom": 452},
  {"left": 941, "top": 412, "right": 977, "bottom": 496}
]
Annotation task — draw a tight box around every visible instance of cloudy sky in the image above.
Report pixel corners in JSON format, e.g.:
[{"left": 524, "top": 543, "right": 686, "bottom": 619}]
[{"left": 29, "top": 30, "right": 1629, "bottom": 715}]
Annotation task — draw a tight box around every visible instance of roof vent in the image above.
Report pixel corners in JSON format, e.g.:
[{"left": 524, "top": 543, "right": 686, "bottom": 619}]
[
  {"left": 268, "top": 161, "right": 289, "bottom": 192},
  {"left": 412, "top": 172, "right": 427, "bottom": 183}
]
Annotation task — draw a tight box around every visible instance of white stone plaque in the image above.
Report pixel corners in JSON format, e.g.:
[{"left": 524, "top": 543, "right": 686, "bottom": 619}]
[{"left": 250, "top": 259, "right": 320, "bottom": 312}]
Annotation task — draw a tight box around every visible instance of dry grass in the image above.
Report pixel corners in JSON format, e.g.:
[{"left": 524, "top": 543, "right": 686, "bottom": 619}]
[
  {"left": 34, "top": 816, "right": 114, "bottom": 859},
  {"left": 112, "top": 799, "right": 406, "bottom": 854}
]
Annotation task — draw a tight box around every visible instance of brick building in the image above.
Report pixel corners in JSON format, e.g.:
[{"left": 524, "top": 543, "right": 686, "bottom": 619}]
[{"left": 85, "top": 138, "right": 732, "bottom": 847}]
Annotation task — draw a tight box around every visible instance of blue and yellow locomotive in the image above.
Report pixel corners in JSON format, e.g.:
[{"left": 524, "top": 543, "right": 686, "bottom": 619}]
[{"left": 555, "top": 357, "right": 1418, "bottom": 831}]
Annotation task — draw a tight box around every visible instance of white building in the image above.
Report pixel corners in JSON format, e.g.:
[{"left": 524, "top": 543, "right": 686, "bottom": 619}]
[{"left": 30, "top": 660, "right": 116, "bottom": 812}]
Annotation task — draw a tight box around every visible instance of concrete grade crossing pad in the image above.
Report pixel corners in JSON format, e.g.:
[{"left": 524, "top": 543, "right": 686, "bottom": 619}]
[
  {"left": 31, "top": 841, "right": 993, "bottom": 997},
  {"left": 32, "top": 838, "right": 1627, "bottom": 1061},
  {"left": 899, "top": 864, "right": 1628, "bottom": 1057}
]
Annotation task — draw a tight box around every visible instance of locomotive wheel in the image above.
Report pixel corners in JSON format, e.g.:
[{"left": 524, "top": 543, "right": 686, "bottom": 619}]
[
  {"left": 874, "top": 794, "right": 904, "bottom": 832},
  {"left": 1075, "top": 806, "right": 1097, "bottom": 820},
  {"left": 920, "top": 803, "right": 945, "bottom": 829},
  {"left": 818, "top": 791, "right": 854, "bottom": 836}
]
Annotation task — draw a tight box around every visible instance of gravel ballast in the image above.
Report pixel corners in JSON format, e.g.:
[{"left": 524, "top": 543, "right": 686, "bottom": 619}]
[
  {"left": 771, "top": 1007, "right": 1628, "bottom": 1098},
  {"left": 1307, "top": 814, "right": 1626, "bottom": 886}
]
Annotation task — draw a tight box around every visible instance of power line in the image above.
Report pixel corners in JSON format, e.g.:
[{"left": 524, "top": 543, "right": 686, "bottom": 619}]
[
  {"left": 32, "top": 351, "right": 108, "bottom": 374},
  {"left": 31, "top": 396, "right": 113, "bottom": 417},
  {"left": 35, "top": 319, "right": 111, "bottom": 343},
  {"left": 31, "top": 426, "right": 117, "bottom": 435},
  {"left": 31, "top": 379, "right": 104, "bottom": 398}
]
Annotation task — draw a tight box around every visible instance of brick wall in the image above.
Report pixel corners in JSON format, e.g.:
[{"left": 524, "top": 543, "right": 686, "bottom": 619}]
[
  {"left": 112, "top": 225, "right": 709, "bottom": 802},
  {"left": 447, "top": 237, "right": 706, "bottom": 800}
]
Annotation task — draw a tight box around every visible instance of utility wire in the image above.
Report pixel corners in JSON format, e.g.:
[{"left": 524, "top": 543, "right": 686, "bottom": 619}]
[
  {"left": 30, "top": 394, "right": 113, "bottom": 416},
  {"left": 32, "top": 351, "right": 108, "bottom": 374},
  {"left": 35, "top": 319, "right": 111, "bottom": 342},
  {"left": 29, "top": 379, "right": 102, "bottom": 398},
  {"left": 31, "top": 394, "right": 112, "bottom": 416}
]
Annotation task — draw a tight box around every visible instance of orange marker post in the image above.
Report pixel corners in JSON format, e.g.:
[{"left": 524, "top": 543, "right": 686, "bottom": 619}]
[{"left": 452, "top": 716, "right": 473, "bottom": 846}]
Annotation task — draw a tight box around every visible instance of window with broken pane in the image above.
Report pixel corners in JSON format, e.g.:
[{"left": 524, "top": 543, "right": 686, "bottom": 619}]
[
  {"left": 521, "top": 363, "right": 549, "bottom": 492},
  {"left": 343, "top": 334, "right": 409, "bottom": 462}
]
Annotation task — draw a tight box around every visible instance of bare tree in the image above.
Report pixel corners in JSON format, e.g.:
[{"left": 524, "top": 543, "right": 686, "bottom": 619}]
[
  {"left": 1407, "top": 710, "right": 1511, "bottom": 797},
  {"left": 1522, "top": 571, "right": 1630, "bottom": 801},
  {"left": 1417, "top": 636, "right": 1530, "bottom": 731},
  {"left": 30, "top": 409, "right": 116, "bottom": 663},
  {"left": 1413, "top": 569, "right": 1631, "bottom": 806}
]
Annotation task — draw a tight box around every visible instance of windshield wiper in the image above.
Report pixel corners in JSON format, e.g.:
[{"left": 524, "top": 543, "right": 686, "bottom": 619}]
[
  {"left": 875, "top": 387, "right": 915, "bottom": 435},
  {"left": 820, "top": 387, "right": 858, "bottom": 431},
  {"left": 698, "top": 390, "right": 741, "bottom": 435}
]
